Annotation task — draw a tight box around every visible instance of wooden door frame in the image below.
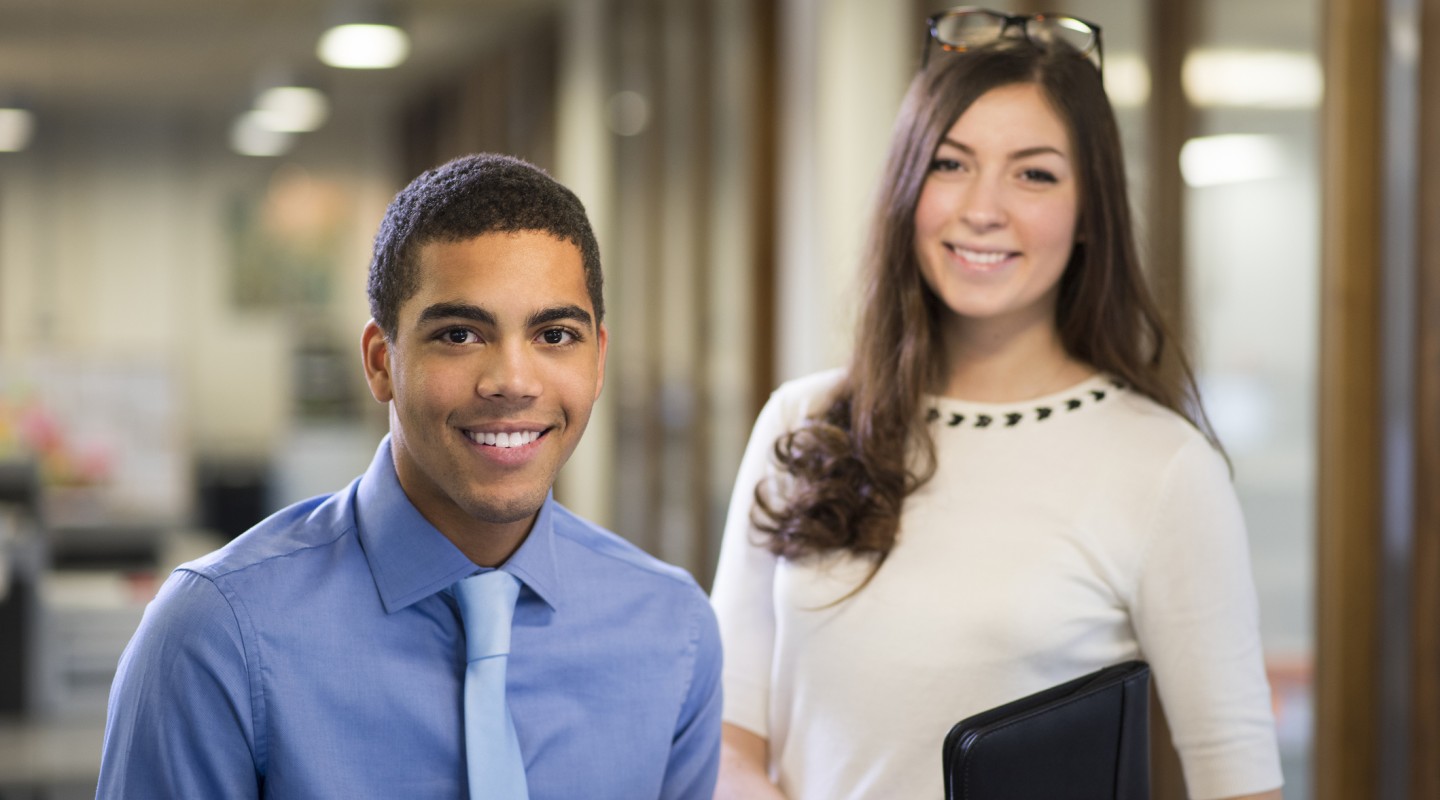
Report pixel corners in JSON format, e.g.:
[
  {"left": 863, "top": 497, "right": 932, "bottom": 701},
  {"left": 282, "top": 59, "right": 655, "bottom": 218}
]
[
  {"left": 1413, "top": 1, "right": 1440, "bottom": 795},
  {"left": 1315, "top": 0, "right": 1389, "bottom": 796},
  {"left": 1319, "top": 1, "right": 1440, "bottom": 797},
  {"left": 1143, "top": 0, "right": 1197, "bottom": 795}
]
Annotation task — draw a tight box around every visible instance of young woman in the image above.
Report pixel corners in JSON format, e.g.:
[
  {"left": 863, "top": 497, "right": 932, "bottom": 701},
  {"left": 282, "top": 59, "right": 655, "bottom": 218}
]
[{"left": 710, "top": 10, "right": 1284, "bottom": 800}]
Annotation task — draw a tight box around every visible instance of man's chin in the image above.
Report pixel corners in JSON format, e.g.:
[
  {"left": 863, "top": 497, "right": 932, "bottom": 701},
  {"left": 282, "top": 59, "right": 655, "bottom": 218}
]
[{"left": 465, "top": 493, "right": 549, "bottom": 528}]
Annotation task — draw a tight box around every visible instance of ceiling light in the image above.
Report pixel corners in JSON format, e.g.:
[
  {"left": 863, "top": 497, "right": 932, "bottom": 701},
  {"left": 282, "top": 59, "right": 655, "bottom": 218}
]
[
  {"left": 254, "top": 87, "right": 330, "bottom": 132},
  {"left": 231, "top": 111, "right": 295, "bottom": 157},
  {"left": 1102, "top": 54, "right": 1150, "bottom": 109},
  {"left": 1180, "top": 134, "right": 1285, "bottom": 187},
  {"left": 1183, "top": 50, "right": 1322, "bottom": 109},
  {"left": 317, "top": 24, "right": 410, "bottom": 69},
  {"left": 0, "top": 108, "right": 35, "bottom": 152}
]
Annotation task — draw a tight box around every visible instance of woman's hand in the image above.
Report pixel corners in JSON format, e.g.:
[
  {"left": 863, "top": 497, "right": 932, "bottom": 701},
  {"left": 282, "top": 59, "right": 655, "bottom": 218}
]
[{"left": 714, "top": 723, "right": 788, "bottom": 800}]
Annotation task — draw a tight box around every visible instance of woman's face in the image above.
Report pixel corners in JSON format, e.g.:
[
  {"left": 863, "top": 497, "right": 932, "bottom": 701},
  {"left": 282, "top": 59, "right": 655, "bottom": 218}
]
[{"left": 912, "top": 82, "right": 1079, "bottom": 338}]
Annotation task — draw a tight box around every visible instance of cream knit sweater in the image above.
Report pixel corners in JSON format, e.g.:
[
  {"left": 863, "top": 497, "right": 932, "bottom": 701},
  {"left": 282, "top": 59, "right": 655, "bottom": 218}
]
[{"left": 711, "top": 369, "right": 1283, "bottom": 800}]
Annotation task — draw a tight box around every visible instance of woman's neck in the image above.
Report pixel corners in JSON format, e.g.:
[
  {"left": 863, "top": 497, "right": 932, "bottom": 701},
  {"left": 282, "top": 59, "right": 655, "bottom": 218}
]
[{"left": 937, "top": 313, "right": 1092, "bottom": 403}]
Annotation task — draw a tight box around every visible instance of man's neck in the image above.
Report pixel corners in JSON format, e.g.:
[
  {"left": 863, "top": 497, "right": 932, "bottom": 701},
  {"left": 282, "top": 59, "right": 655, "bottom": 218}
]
[{"left": 442, "top": 514, "right": 537, "bottom": 568}]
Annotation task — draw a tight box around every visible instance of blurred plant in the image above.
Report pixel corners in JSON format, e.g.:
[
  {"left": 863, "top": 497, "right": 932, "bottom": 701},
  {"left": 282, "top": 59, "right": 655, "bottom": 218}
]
[{"left": 0, "top": 393, "right": 113, "bottom": 487}]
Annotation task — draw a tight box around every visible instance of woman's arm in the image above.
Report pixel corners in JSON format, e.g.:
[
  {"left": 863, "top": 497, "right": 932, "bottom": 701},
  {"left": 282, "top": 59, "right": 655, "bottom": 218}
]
[
  {"left": 711, "top": 384, "right": 827, "bottom": 800},
  {"left": 714, "top": 723, "right": 786, "bottom": 800},
  {"left": 1131, "top": 438, "right": 1286, "bottom": 800}
]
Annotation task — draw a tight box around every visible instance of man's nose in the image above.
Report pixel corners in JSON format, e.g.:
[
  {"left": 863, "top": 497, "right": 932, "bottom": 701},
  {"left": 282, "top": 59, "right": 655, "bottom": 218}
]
[{"left": 476, "top": 341, "right": 543, "bottom": 400}]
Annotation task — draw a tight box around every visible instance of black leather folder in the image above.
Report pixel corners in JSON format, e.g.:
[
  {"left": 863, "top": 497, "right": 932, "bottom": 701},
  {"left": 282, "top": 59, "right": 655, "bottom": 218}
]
[{"left": 943, "top": 659, "right": 1151, "bottom": 800}]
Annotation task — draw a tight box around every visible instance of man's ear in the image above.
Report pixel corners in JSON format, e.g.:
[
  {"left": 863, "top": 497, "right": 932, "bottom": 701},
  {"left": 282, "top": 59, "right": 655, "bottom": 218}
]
[
  {"left": 593, "top": 323, "right": 608, "bottom": 401},
  {"left": 361, "top": 319, "right": 395, "bottom": 403}
]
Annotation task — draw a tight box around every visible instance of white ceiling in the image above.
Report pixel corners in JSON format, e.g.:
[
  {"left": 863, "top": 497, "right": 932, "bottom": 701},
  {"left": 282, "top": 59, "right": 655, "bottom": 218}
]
[
  {"left": 0, "top": 0, "right": 559, "bottom": 122},
  {"left": 0, "top": 0, "right": 1321, "bottom": 158}
]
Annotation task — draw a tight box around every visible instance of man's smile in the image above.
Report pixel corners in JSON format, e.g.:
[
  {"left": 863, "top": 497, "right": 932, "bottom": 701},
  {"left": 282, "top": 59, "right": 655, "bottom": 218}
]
[{"left": 463, "top": 428, "right": 549, "bottom": 448}]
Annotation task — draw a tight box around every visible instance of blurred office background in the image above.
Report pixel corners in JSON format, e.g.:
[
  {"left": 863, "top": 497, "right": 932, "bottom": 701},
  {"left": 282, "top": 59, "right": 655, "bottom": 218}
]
[{"left": 0, "top": 0, "right": 1434, "bottom": 798}]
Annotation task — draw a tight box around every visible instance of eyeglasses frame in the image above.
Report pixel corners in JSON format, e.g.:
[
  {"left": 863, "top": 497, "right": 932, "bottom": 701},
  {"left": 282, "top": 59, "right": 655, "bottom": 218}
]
[{"left": 920, "top": 7, "right": 1104, "bottom": 75}]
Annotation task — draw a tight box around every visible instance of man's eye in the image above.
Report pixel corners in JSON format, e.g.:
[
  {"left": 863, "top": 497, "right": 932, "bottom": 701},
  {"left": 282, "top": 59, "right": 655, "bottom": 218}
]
[
  {"left": 540, "top": 328, "right": 574, "bottom": 345},
  {"left": 443, "top": 329, "right": 477, "bottom": 344}
]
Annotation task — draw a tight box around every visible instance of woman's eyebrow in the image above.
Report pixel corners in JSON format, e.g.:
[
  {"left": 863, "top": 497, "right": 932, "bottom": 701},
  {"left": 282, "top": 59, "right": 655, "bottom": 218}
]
[
  {"left": 1010, "top": 145, "right": 1066, "bottom": 160},
  {"left": 937, "top": 138, "right": 1066, "bottom": 161}
]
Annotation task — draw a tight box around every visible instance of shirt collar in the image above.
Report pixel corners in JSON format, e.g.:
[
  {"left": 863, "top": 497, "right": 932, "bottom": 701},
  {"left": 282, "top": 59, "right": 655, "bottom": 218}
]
[
  {"left": 500, "top": 495, "right": 564, "bottom": 611},
  {"left": 354, "top": 436, "right": 564, "bottom": 614}
]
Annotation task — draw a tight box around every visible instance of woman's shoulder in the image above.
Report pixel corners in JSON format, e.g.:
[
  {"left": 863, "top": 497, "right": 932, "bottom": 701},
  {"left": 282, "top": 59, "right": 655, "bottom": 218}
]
[
  {"left": 1102, "top": 383, "right": 1227, "bottom": 474},
  {"left": 762, "top": 367, "right": 849, "bottom": 422}
]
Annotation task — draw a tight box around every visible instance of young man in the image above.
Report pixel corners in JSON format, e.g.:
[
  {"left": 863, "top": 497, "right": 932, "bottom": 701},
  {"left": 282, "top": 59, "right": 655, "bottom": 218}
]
[{"left": 96, "top": 154, "right": 723, "bottom": 799}]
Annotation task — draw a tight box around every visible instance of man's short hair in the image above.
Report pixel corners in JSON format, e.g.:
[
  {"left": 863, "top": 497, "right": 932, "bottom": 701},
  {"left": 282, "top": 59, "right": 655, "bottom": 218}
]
[{"left": 368, "top": 153, "right": 604, "bottom": 337}]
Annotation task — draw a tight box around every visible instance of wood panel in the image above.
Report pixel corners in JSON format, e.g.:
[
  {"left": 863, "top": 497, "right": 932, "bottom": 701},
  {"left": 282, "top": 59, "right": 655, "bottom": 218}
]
[
  {"left": 1315, "top": 0, "right": 1386, "bottom": 797},
  {"left": 1143, "top": 0, "right": 1194, "bottom": 796},
  {"left": 609, "top": 0, "right": 666, "bottom": 557},
  {"left": 1145, "top": 0, "right": 1195, "bottom": 381},
  {"left": 750, "top": 0, "right": 779, "bottom": 411},
  {"left": 657, "top": 0, "right": 712, "bottom": 577},
  {"left": 398, "top": 20, "right": 558, "bottom": 179},
  {"left": 609, "top": 0, "right": 760, "bottom": 581},
  {"left": 1413, "top": 1, "right": 1440, "bottom": 795}
]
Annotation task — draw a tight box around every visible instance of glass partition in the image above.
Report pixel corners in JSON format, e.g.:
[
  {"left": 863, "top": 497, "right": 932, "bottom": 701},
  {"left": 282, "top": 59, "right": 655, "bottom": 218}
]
[{"left": 1185, "top": 1, "right": 1321, "bottom": 795}]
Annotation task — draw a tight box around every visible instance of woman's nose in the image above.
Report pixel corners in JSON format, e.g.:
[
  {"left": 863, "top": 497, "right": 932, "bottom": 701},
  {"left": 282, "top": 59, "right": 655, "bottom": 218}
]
[{"left": 959, "top": 180, "right": 1007, "bottom": 231}]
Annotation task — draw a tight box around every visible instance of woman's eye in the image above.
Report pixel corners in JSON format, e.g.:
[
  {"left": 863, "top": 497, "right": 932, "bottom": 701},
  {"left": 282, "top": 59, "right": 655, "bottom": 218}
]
[
  {"left": 930, "top": 158, "right": 963, "bottom": 173},
  {"left": 1020, "top": 168, "right": 1059, "bottom": 184},
  {"left": 540, "top": 328, "right": 575, "bottom": 345}
]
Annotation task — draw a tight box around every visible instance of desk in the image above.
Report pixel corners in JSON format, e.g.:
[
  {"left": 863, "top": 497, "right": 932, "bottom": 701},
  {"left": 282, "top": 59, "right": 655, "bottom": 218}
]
[{"left": 0, "top": 716, "right": 103, "bottom": 799}]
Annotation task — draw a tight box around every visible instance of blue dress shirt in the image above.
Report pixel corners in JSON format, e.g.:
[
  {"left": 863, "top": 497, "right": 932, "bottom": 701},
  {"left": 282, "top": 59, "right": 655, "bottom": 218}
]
[{"left": 96, "top": 437, "right": 723, "bottom": 799}]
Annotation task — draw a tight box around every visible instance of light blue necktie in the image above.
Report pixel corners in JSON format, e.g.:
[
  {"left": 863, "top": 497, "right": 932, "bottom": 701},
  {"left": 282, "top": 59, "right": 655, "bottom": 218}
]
[{"left": 454, "top": 570, "right": 529, "bottom": 799}]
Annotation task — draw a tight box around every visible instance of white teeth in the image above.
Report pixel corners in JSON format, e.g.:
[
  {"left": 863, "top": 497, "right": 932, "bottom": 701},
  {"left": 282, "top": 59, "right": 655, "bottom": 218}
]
[
  {"left": 469, "top": 430, "right": 541, "bottom": 448},
  {"left": 953, "top": 247, "right": 1010, "bottom": 264}
]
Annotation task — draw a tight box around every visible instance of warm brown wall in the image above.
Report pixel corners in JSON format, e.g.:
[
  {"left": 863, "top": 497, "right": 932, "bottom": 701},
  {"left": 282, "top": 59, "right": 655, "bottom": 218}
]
[
  {"left": 1414, "top": 1, "right": 1440, "bottom": 796},
  {"left": 399, "top": 21, "right": 560, "bottom": 185},
  {"left": 1316, "top": 0, "right": 1385, "bottom": 797}
]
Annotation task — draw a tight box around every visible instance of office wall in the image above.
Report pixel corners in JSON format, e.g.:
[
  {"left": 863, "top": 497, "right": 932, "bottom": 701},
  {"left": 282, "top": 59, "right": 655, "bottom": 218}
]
[{"left": 0, "top": 103, "right": 397, "bottom": 469}]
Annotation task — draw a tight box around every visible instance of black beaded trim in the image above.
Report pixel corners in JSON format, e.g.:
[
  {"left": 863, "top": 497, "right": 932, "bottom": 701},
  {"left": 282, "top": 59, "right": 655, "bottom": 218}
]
[{"left": 925, "top": 378, "right": 1127, "bottom": 430}]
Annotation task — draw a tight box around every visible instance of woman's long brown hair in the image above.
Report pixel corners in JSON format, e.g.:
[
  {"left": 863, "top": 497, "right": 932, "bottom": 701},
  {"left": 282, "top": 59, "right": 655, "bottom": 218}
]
[{"left": 753, "top": 40, "right": 1220, "bottom": 584}]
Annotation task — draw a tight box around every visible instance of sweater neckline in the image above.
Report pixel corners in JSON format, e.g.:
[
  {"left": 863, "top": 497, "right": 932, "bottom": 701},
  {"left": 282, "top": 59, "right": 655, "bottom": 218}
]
[{"left": 923, "top": 374, "right": 1127, "bottom": 430}]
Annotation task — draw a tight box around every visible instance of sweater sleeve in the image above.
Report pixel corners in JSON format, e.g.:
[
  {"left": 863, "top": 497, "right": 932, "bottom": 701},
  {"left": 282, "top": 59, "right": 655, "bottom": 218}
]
[
  {"left": 708, "top": 381, "right": 806, "bottom": 740},
  {"left": 1130, "top": 437, "right": 1284, "bottom": 800}
]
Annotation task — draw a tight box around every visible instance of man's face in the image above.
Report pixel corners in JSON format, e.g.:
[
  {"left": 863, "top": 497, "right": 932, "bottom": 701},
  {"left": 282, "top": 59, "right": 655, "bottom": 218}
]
[{"left": 362, "top": 230, "right": 606, "bottom": 549}]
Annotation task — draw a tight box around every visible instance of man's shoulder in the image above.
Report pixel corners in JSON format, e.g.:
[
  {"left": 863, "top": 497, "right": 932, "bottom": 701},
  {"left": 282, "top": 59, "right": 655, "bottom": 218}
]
[
  {"left": 547, "top": 502, "right": 704, "bottom": 596},
  {"left": 185, "top": 480, "right": 358, "bottom": 582}
]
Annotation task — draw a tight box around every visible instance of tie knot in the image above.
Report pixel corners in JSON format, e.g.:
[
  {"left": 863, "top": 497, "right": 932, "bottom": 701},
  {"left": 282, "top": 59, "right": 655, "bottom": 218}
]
[{"left": 454, "top": 571, "right": 520, "bottom": 662}]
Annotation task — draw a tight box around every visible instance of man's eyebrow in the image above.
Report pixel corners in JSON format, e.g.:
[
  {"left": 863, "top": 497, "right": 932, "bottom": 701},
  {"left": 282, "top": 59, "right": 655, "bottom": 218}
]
[
  {"left": 938, "top": 138, "right": 1067, "bottom": 161},
  {"left": 528, "top": 304, "right": 594, "bottom": 331},
  {"left": 414, "top": 302, "right": 594, "bottom": 331},
  {"left": 416, "top": 302, "right": 496, "bottom": 327}
]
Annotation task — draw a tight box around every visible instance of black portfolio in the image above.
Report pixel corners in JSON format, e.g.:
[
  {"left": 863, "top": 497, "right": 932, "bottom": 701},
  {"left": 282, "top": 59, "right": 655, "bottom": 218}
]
[{"left": 943, "top": 660, "right": 1151, "bottom": 800}]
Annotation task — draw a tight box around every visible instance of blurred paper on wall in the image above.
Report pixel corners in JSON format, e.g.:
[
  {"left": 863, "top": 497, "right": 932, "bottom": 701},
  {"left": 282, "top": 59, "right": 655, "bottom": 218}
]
[{"left": 0, "top": 357, "right": 188, "bottom": 532}]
